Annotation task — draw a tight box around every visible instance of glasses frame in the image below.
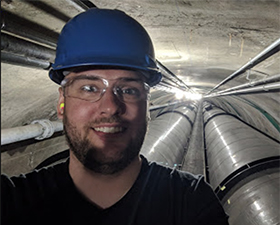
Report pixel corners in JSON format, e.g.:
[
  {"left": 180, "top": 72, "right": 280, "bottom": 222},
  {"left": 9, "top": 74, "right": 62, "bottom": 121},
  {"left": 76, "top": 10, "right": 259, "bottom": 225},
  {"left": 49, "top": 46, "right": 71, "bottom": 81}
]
[{"left": 60, "top": 74, "right": 150, "bottom": 103}]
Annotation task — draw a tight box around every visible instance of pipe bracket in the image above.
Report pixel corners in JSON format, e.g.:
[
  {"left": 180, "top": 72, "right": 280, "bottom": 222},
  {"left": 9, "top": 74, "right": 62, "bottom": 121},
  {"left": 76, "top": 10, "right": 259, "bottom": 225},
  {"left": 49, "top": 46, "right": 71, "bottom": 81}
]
[{"left": 31, "top": 119, "right": 55, "bottom": 140}]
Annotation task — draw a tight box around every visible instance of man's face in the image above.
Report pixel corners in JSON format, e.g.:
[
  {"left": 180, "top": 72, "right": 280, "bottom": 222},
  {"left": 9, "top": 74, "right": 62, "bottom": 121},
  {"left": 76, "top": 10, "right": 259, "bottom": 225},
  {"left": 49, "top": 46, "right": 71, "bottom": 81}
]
[{"left": 57, "top": 69, "right": 149, "bottom": 174}]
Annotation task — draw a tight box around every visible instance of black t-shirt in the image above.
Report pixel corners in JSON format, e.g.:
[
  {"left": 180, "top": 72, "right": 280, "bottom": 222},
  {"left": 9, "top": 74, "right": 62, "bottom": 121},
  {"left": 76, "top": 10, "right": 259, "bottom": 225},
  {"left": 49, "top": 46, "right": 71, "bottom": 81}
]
[{"left": 1, "top": 155, "right": 228, "bottom": 225}]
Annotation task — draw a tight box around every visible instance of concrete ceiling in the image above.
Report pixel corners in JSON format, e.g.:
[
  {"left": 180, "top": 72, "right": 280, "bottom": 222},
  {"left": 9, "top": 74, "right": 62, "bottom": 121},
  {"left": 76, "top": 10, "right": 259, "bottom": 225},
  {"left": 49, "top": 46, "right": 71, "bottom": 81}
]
[{"left": 1, "top": 0, "right": 280, "bottom": 129}]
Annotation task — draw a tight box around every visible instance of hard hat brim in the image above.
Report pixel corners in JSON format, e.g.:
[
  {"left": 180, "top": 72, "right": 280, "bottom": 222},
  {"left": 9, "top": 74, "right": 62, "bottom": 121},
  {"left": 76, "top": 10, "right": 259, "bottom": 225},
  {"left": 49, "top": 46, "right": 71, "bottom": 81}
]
[{"left": 49, "top": 64, "right": 162, "bottom": 87}]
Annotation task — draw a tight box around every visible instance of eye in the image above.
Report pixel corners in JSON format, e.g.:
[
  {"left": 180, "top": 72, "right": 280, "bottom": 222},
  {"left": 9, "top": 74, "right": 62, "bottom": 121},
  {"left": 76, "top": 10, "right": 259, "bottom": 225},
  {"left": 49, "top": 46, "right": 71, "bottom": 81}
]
[
  {"left": 81, "top": 85, "right": 99, "bottom": 93},
  {"left": 121, "top": 87, "right": 141, "bottom": 97}
]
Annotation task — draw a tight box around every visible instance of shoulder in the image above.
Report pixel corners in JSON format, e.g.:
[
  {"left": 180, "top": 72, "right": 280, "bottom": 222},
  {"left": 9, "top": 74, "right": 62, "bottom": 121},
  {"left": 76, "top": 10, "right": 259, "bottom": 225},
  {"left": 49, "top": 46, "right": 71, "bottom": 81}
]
[
  {"left": 145, "top": 158, "right": 203, "bottom": 184},
  {"left": 1, "top": 161, "right": 71, "bottom": 214},
  {"left": 2, "top": 160, "right": 70, "bottom": 189},
  {"left": 141, "top": 157, "right": 229, "bottom": 224},
  {"left": 143, "top": 156, "right": 221, "bottom": 197},
  {"left": 1, "top": 161, "right": 73, "bottom": 224},
  {"left": 141, "top": 156, "right": 212, "bottom": 196}
]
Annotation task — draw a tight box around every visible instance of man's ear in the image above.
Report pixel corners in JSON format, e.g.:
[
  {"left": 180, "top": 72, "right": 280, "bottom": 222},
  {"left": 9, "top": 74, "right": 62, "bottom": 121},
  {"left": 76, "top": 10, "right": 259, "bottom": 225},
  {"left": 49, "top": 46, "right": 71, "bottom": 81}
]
[{"left": 57, "top": 87, "right": 65, "bottom": 120}]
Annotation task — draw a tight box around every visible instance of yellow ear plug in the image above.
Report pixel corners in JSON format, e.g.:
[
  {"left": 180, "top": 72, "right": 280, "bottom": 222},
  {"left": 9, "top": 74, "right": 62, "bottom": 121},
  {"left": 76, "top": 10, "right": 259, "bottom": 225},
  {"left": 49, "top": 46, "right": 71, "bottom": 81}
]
[{"left": 60, "top": 103, "right": 64, "bottom": 110}]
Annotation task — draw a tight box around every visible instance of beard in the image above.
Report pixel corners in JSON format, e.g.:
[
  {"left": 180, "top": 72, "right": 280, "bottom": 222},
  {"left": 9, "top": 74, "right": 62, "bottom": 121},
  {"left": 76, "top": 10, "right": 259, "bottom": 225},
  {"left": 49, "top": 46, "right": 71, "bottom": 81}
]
[{"left": 63, "top": 114, "right": 148, "bottom": 175}]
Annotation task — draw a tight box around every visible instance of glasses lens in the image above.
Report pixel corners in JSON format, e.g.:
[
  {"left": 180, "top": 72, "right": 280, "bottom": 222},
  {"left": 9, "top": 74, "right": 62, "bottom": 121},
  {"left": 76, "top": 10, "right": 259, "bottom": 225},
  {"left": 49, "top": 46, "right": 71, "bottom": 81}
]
[
  {"left": 62, "top": 76, "right": 149, "bottom": 103},
  {"left": 115, "top": 81, "right": 148, "bottom": 102},
  {"left": 64, "top": 77, "right": 105, "bottom": 102}
]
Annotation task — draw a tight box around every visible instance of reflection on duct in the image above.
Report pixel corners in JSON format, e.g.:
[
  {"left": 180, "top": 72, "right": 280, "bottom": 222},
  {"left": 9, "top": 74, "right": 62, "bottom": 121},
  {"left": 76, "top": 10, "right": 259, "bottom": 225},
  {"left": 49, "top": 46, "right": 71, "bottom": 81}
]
[
  {"left": 222, "top": 168, "right": 279, "bottom": 225},
  {"left": 141, "top": 104, "right": 196, "bottom": 168},
  {"left": 203, "top": 105, "right": 279, "bottom": 189},
  {"left": 211, "top": 120, "right": 237, "bottom": 165},
  {"left": 148, "top": 116, "right": 184, "bottom": 154},
  {"left": 203, "top": 102, "right": 280, "bottom": 225}
]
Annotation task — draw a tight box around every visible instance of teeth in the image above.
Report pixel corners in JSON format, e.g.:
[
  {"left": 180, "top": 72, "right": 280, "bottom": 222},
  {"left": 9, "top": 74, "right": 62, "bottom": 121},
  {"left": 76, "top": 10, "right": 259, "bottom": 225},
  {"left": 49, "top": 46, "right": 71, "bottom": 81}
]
[{"left": 94, "top": 127, "right": 124, "bottom": 133}]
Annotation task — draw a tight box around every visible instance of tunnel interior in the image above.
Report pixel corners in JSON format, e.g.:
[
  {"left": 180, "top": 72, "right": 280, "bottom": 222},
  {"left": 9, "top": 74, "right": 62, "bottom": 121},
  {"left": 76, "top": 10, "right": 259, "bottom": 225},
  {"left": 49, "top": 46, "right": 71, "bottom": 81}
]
[{"left": 1, "top": 1, "right": 280, "bottom": 225}]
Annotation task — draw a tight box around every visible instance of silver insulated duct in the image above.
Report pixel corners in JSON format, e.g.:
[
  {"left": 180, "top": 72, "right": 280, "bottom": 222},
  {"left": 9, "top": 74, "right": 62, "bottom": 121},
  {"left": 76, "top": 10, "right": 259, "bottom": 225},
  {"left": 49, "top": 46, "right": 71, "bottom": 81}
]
[
  {"left": 140, "top": 104, "right": 197, "bottom": 168},
  {"left": 222, "top": 167, "right": 279, "bottom": 225},
  {"left": 203, "top": 103, "right": 280, "bottom": 225}
]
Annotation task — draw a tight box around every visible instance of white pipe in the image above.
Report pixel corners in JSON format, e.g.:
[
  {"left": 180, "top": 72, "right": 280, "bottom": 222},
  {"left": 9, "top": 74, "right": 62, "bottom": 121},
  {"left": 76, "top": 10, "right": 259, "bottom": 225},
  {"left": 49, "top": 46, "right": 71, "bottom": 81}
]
[
  {"left": 205, "top": 82, "right": 280, "bottom": 98},
  {"left": 1, "top": 120, "right": 63, "bottom": 146},
  {"left": 0, "top": 101, "right": 187, "bottom": 146},
  {"left": 216, "top": 74, "right": 280, "bottom": 94},
  {"left": 207, "top": 38, "right": 280, "bottom": 94}
]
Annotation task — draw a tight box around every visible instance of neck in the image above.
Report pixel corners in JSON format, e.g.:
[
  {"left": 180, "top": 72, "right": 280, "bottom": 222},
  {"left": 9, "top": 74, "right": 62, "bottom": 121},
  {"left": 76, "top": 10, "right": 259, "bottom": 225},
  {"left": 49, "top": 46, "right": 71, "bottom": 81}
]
[{"left": 68, "top": 151, "right": 142, "bottom": 209}]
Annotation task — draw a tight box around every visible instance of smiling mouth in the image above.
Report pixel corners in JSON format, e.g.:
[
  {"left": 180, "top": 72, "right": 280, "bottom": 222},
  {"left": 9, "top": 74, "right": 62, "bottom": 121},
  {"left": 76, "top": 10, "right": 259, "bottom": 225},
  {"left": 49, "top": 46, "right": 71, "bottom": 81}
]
[{"left": 94, "top": 126, "right": 125, "bottom": 134}]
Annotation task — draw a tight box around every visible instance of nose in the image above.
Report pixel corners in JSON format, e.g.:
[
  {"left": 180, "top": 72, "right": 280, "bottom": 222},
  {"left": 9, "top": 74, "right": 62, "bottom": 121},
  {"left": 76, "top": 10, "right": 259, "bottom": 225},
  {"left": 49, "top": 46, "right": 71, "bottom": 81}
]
[{"left": 98, "top": 89, "right": 125, "bottom": 116}]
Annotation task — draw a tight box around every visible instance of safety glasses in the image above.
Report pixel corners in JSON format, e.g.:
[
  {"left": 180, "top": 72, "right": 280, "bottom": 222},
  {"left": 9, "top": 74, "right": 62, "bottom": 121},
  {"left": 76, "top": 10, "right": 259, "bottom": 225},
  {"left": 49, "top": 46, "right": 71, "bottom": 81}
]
[{"left": 61, "top": 75, "right": 150, "bottom": 103}]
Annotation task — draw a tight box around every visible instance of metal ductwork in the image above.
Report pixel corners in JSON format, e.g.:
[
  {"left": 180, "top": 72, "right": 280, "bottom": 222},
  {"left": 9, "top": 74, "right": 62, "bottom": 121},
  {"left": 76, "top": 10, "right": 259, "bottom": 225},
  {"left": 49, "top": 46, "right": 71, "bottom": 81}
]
[
  {"left": 141, "top": 104, "right": 197, "bottom": 168},
  {"left": 149, "top": 92, "right": 177, "bottom": 119},
  {"left": 206, "top": 96, "right": 280, "bottom": 142},
  {"left": 203, "top": 103, "right": 280, "bottom": 224},
  {"left": 222, "top": 167, "right": 279, "bottom": 225}
]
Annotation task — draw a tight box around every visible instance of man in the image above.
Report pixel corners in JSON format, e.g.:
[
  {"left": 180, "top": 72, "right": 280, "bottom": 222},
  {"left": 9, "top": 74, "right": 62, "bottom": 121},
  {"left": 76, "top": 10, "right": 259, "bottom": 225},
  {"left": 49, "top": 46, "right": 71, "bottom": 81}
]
[{"left": 1, "top": 8, "right": 229, "bottom": 224}]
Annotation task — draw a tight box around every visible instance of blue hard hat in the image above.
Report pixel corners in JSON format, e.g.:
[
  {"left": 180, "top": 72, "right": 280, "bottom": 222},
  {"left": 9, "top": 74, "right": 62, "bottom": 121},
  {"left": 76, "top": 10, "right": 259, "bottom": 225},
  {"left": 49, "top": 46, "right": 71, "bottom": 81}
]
[{"left": 49, "top": 8, "right": 162, "bottom": 86}]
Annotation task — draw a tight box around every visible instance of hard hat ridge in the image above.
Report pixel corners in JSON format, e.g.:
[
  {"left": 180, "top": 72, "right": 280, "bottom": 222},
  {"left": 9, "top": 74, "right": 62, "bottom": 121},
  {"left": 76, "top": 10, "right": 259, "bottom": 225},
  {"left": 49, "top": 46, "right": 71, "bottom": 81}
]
[{"left": 49, "top": 8, "right": 162, "bottom": 86}]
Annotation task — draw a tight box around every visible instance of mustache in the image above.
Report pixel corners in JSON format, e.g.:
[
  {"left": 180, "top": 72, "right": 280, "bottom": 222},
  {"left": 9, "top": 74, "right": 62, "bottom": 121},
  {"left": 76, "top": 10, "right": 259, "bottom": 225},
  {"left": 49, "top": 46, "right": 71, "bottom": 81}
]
[{"left": 90, "top": 115, "right": 124, "bottom": 125}]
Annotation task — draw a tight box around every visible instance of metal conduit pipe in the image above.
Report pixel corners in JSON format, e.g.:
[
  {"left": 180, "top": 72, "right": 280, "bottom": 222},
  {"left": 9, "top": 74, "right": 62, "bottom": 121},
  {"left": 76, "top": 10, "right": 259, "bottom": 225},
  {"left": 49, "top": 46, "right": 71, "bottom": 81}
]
[
  {"left": 207, "top": 38, "right": 280, "bottom": 94},
  {"left": 1, "top": 9, "right": 58, "bottom": 48},
  {"left": 157, "top": 60, "right": 194, "bottom": 92},
  {"left": 160, "top": 77, "right": 184, "bottom": 91},
  {"left": 213, "top": 74, "right": 280, "bottom": 95},
  {"left": 159, "top": 71, "right": 191, "bottom": 92},
  {"left": 159, "top": 80, "right": 187, "bottom": 92},
  {"left": 141, "top": 104, "right": 197, "bottom": 168},
  {"left": 1, "top": 33, "right": 56, "bottom": 62},
  {"left": 24, "top": 1, "right": 71, "bottom": 22},
  {"left": 205, "top": 82, "right": 280, "bottom": 98},
  {"left": 1, "top": 120, "right": 63, "bottom": 146},
  {"left": 1, "top": 51, "right": 51, "bottom": 70},
  {"left": 66, "top": 0, "right": 97, "bottom": 10},
  {"left": 203, "top": 104, "right": 280, "bottom": 190}
]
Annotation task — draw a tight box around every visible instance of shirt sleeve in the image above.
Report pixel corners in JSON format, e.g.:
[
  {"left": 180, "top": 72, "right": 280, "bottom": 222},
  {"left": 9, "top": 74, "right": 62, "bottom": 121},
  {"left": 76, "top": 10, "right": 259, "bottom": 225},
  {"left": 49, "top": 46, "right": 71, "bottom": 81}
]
[
  {"left": 1, "top": 174, "right": 17, "bottom": 223},
  {"left": 1, "top": 163, "right": 67, "bottom": 224},
  {"left": 188, "top": 175, "right": 229, "bottom": 225}
]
